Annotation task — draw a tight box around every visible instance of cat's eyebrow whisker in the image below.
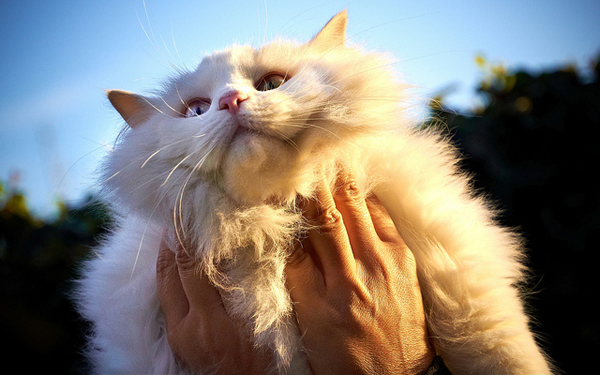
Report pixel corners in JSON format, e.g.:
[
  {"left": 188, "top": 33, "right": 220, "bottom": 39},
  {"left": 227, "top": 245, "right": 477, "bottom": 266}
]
[
  {"left": 345, "top": 13, "right": 438, "bottom": 45},
  {"left": 170, "top": 24, "right": 184, "bottom": 66},
  {"left": 159, "top": 96, "right": 186, "bottom": 117},
  {"left": 175, "top": 87, "right": 188, "bottom": 108},
  {"left": 140, "top": 96, "right": 174, "bottom": 120},
  {"left": 328, "top": 50, "right": 464, "bottom": 88},
  {"left": 134, "top": 0, "right": 181, "bottom": 71},
  {"left": 344, "top": 61, "right": 401, "bottom": 80}
]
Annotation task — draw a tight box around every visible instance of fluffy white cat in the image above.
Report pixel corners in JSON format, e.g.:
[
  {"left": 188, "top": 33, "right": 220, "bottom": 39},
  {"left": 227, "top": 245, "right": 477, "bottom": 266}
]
[{"left": 77, "top": 11, "right": 552, "bottom": 374}]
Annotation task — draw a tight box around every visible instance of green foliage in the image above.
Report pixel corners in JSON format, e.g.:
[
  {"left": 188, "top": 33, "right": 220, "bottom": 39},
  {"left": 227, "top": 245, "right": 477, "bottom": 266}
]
[
  {"left": 0, "top": 184, "right": 111, "bottom": 374},
  {"left": 426, "top": 55, "right": 600, "bottom": 374}
]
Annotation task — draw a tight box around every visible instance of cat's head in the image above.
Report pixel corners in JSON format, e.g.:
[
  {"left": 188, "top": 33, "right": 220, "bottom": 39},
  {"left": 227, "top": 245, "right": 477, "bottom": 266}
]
[{"left": 104, "top": 11, "right": 405, "bottom": 211}]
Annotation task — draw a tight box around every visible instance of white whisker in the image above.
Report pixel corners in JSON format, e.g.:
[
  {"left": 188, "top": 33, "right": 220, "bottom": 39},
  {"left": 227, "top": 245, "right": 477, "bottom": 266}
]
[
  {"left": 160, "top": 96, "right": 185, "bottom": 117},
  {"left": 161, "top": 147, "right": 204, "bottom": 187}
]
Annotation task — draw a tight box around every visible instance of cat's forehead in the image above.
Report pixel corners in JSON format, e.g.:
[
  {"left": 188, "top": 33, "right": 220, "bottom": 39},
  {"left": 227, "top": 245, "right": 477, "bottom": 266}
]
[
  {"left": 168, "top": 41, "right": 307, "bottom": 98},
  {"left": 195, "top": 42, "right": 304, "bottom": 78},
  {"left": 197, "top": 45, "right": 254, "bottom": 73}
]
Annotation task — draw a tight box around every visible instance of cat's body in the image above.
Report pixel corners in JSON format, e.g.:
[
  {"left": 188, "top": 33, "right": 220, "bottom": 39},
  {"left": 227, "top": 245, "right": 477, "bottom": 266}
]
[{"left": 77, "top": 12, "right": 552, "bottom": 374}]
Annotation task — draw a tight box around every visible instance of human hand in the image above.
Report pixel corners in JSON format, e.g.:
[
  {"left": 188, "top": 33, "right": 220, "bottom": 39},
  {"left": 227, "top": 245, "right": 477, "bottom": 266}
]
[
  {"left": 285, "top": 172, "right": 435, "bottom": 375},
  {"left": 156, "top": 237, "right": 272, "bottom": 374}
]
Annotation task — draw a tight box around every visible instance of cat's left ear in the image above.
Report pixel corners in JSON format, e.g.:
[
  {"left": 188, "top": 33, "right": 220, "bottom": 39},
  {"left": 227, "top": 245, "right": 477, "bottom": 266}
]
[
  {"left": 308, "top": 10, "right": 347, "bottom": 52},
  {"left": 106, "top": 89, "right": 154, "bottom": 128}
]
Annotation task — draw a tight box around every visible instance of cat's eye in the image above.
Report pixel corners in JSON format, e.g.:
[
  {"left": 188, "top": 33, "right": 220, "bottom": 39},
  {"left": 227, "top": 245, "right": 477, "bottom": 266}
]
[
  {"left": 184, "top": 99, "right": 211, "bottom": 117},
  {"left": 256, "top": 73, "right": 288, "bottom": 91}
]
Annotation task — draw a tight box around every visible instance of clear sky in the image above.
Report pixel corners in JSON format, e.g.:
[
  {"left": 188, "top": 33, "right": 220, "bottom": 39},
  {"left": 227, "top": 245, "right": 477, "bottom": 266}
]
[{"left": 1, "top": 0, "right": 599, "bottom": 217}]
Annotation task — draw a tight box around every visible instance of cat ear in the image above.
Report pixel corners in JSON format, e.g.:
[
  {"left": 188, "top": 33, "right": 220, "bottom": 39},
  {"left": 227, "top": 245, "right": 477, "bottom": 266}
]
[
  {"left": 309, "top": 10, "right": 347, "bottom": 52},
  {"left": 106, "top": 89, "right": 154, "bottom": 128}
]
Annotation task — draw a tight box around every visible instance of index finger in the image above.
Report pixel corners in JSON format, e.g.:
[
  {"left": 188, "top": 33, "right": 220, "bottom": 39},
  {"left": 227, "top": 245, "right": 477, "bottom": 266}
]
[{"left": 303, "top": 174, "right": 356, "bottom": 279}]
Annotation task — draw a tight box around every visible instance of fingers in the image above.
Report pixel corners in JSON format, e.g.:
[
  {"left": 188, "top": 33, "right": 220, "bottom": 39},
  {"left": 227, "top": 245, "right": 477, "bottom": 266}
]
[
  {"left": 305, "top": 171, "right": 385, "bottom": 264},
  {"left": 156, "top": 237, "right": 189, "bottom": 328},
  {"left": 365, "top": 195, "right": 405, "bottom": 245},
  {"left": 332, "top": 176, "right": 380, "bottom": 257},
  {"left": 156, "top": 236, "right": 228, "bottom": 329},
  {"left": 172, "top": 242, "right": 224, "bottom": 312},
  {"left": 156, "top": 236, "right": 274, "bottom": 374},
  {"left": 288, "top": 167, "right": 408, "bottom": 282},
  {"left": 302, "top": 175, "right": 356, "bottom": 278}
]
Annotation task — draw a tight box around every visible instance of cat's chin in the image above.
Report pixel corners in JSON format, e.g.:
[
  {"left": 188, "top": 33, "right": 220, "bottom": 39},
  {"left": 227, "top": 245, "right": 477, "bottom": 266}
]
[{"left": 220, "top": 132, "right": 304, "bottom": 205}]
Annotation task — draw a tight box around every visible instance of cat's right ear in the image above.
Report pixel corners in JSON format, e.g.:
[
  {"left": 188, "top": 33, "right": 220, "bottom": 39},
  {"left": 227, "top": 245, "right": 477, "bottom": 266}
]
[
  {"left": 308, "top": 10, "right": 347, "bottom": 52},
  {"left": 106, "top": 90, "right": 154, "bottom": 128}
]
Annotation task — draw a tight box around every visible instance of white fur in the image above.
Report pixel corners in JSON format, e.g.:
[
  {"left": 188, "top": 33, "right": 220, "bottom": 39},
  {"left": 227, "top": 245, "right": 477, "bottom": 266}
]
[{"left": 77, "top": 13, "right": 552, "bottom": 374}]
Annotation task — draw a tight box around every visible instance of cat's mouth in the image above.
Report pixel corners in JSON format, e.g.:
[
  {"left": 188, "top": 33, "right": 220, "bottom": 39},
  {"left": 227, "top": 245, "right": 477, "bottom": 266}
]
[
  {"left": 233, "top": 124, "right": 258, "bottom": 137},
  {"left": 231, "top": 121, "right": 282, "bottom": 142}
]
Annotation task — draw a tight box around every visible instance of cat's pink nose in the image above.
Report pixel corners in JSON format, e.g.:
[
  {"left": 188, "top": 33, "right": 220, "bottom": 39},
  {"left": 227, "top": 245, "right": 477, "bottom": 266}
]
[{"left": 218, "top": 91, "right": 248, "bottom": 114}]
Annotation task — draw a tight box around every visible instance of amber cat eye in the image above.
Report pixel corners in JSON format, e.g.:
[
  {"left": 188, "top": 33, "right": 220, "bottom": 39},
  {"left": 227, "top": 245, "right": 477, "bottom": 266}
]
[{"left": 255, "top": 72, "right": 289, "bottom": 91}]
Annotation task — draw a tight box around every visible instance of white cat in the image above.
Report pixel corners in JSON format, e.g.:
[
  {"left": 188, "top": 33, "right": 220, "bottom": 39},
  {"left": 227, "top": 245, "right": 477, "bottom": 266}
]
[{"left": 77, "top": 11, "right": 552, "bottom": 374}]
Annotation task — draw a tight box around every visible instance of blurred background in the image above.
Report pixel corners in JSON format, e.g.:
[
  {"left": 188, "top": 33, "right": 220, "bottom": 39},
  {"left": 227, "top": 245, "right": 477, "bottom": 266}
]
[{"left": 1, "top": 0, "right": 598, "bottom": 373}]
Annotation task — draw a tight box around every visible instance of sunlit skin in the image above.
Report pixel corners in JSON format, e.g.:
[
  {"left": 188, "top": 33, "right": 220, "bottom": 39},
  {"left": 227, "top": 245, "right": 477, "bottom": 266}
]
[{"left": 156, "top": 171, "right": 435, "bottom": 374}]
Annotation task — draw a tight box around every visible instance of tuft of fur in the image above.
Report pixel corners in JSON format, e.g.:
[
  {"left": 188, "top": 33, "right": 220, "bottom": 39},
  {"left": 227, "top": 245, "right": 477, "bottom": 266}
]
[{"left": 77, "top": 12, "right": 552, "bottom": 374}]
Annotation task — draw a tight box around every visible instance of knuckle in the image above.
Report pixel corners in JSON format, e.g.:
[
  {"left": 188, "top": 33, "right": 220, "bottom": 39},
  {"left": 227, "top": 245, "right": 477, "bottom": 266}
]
[
  {"left": 156, "top": 250, "right": 176, "bottom": 279},
  {"left": 399, "top": 246, "right": 418, "bottom": 273},
  {"left": 338, "top": 179, "right": 362, "bottom": 202},
  {"left": 175, "top": 249, "right": 200, "bottom": 276},
  {"left": 315, "top": 205, "right": 343, "bottom": 231},
  {"left": 349, "top": 281, "right": 374, "bottom": 306},
  {"left": 286, "top": 242, "right": 311, "bottom": 268},
  {"left": 344, "top": 179, "right": 361, "bottom": 196}
]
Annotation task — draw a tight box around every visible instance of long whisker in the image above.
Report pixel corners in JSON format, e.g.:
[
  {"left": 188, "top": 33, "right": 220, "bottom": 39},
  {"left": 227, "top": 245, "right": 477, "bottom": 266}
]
[
  {"left": 140, "top": 96, "right": 174, "bottom": 120},
  {"left": 130, "top": 172, "right": 182, "bottom": 280},
  {"left": 100, "top": 132, "right": 207, "bottom": 191},
  {"left": 174, "top": 142, "right": 218, "bottom": 247},
  {"left": 54, "top": 144, "right": 108, "bottom": 202},
  {"left": 130, "top": 135, "right": 218, "bottom": 279},
  {"left": 161, "top": 145, "right": 209, "bottom": 187},
  {"left": 141, "top": 135, "right": 205, "bottom": 168},
  {"left": 159, "top": 96, "right": 186, "bottom": 117},
  {"left": 345, "top": 13, "right": 438, "bottom": 44}
]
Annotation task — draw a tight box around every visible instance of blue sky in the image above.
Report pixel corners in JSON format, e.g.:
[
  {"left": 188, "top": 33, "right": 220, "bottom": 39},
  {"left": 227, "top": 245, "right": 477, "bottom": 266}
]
[{"left": 1, "top": 0, "right": 599, "bottom": 217}]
